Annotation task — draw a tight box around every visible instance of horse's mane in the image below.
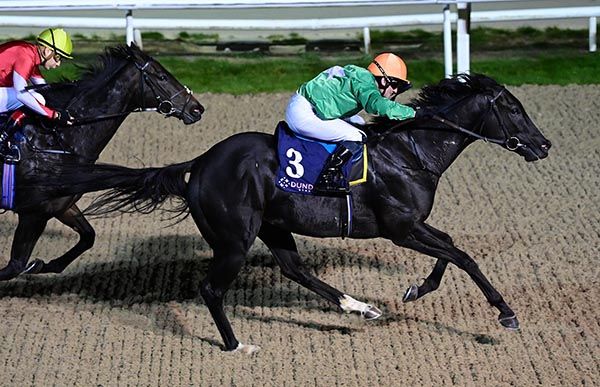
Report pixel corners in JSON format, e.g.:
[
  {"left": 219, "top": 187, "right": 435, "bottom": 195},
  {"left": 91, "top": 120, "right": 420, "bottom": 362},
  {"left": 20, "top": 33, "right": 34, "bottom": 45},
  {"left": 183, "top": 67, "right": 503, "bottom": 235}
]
[
  {"left": 364, "top": 73, "right": 501, "bottom": 135},
  {"left": 39, "top": 45, "right": 142, "bottom": 108},
  {"left": 411, "top": 73, "right": 500, "bottom": 109}
]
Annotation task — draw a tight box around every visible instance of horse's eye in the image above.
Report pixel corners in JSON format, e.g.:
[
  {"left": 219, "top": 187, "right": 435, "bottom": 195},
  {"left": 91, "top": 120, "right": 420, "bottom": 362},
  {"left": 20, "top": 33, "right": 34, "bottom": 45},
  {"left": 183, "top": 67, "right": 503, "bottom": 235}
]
[
  {"left": 159, "top": 74, "right": 167, "bottom": 81},
  {"left": 511, "top": 107, "right": 519, "bottom": 115}
]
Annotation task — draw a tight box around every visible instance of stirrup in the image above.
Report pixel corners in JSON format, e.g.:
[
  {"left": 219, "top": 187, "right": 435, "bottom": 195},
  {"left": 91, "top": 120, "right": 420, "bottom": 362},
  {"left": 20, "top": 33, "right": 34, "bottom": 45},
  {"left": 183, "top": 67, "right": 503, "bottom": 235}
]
[{"left": 314, "top": 169, "right": 349, "bottom": 195}]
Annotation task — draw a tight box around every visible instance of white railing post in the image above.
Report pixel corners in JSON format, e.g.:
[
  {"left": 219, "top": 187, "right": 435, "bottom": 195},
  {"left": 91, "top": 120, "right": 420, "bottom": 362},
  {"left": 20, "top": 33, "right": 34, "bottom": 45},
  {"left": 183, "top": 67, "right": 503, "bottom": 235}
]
[
  {"left": 456, "top": 2, "right": 470, "bottom": 75},
  {"left": 590, "top": 16, "right": 597, "bottom": 52},
  {"left": 134, "top": 29, "right": 143, "bottom": 49},
  {"left": 363, "top": 26, "right": 371, "bottom": 55},
  {"left": 125, "top": 10, "right": 134, "bottom": 45},
  {"left": 443, "top": 4, "right": 453, "bottom": 78}
]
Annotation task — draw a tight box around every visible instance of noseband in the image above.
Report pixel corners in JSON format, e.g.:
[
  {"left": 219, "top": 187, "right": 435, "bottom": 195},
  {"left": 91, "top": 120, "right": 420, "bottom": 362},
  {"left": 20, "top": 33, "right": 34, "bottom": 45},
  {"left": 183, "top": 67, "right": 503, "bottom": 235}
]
[{"left": 134, "top": 59, "right": 194, "bottom": 118}]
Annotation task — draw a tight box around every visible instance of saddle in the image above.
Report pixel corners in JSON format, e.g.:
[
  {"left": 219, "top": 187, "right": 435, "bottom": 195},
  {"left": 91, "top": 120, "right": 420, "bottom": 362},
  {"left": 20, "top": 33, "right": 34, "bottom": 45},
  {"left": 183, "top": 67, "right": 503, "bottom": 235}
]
[{"left": 275, "top": 121, "right": 367, "bottom": 197}]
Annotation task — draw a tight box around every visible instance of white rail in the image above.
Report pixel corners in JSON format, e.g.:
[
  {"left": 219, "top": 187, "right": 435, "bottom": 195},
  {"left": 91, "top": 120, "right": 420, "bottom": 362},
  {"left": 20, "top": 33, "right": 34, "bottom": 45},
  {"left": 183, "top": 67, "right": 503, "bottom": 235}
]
[
  {"left": 1, "top": 2, "right": 598, "bottom": 77},
  {"left": 0, "top": 0, "right": 518, "bottom": 11}
]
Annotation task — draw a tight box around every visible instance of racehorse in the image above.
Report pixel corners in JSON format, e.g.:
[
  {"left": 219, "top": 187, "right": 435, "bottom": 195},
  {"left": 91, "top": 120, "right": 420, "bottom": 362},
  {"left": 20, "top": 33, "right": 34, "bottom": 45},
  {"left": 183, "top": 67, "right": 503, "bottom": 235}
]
[
  {"left": 24, "top": 74, "right": 550, "bottom": 354},
  {"left": 0, "top": 44, "right": 204, "bottom": 281}
]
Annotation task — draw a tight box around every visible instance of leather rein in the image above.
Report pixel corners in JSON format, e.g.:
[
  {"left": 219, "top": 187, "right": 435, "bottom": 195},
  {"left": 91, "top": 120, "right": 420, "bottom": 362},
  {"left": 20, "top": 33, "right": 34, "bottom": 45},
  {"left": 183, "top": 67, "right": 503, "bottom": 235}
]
[
  {"left": 28, "top": 56, "right": 193, "bottom": 158},
  {"left": 69, "top": 56, "right": 193, "bottom": 126},
  {"left": 371, "top": 87, "right": 526, "bottom": 152}
]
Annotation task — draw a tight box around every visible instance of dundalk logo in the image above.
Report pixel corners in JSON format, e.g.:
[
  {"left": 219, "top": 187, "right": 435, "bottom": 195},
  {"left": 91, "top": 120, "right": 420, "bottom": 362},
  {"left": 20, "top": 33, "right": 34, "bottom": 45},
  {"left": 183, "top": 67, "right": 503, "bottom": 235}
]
[{"left": 278, "top": 176, "right": 313, "bottom": 193}]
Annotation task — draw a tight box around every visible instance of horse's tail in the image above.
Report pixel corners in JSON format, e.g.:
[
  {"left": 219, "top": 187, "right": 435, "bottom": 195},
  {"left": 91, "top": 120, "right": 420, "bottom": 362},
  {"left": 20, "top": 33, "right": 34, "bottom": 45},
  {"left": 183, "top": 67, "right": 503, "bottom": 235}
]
[
  {"left": 86, "top": 159, "right": 196, "bottom": 216},
  {"left": 23, "top": 158, "right": 198, "bottom": 216}
]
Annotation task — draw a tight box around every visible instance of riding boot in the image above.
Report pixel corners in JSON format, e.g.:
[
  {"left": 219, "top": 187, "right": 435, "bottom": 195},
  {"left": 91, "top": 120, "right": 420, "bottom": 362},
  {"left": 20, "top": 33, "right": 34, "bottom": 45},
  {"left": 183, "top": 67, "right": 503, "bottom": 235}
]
[
  {"left": 314, "top": 141, "right": 362, "bottom": 195},
  {"left": 0, "top": 110, "right": 25, "bottom": 163}
]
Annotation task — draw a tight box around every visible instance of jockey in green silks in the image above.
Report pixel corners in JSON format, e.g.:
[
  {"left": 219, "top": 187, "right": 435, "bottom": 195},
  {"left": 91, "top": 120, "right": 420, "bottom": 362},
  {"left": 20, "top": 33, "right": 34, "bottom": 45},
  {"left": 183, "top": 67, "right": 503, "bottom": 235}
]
[{"left": 285, "top": 52, "right": 416, "bottom": 194}]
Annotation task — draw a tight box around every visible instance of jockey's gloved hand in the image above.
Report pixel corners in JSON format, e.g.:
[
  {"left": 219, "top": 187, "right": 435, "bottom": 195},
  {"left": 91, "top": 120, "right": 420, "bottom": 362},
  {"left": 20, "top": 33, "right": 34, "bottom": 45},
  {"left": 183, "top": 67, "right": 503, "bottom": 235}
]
[
  {"left": 414, "top": 107, "right": 432, "bottom": 120},
  {"left": 53, "top": 109, "right": 74, "bottom": 126}
]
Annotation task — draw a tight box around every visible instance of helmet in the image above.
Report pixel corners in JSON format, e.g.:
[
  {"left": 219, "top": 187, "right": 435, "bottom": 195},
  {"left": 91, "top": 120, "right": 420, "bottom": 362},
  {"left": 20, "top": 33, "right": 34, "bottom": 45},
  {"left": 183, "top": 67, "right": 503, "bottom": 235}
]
[
  {"left": 367, "top": 53, "right": 408, "bottom": 81},
  {"left": 37, "top": 28, "right": 73, "bottom": 59}
]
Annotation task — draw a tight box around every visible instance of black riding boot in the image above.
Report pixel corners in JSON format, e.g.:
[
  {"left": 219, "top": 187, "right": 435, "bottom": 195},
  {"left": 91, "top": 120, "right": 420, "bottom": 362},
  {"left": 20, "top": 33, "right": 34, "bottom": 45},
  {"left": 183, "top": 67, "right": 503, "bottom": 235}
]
[
  {"left": 0, "top": 111, "right": 25, "bottom": 163},
  {"left": 314, "top": 141, "right": 362, "bottom": 195}
]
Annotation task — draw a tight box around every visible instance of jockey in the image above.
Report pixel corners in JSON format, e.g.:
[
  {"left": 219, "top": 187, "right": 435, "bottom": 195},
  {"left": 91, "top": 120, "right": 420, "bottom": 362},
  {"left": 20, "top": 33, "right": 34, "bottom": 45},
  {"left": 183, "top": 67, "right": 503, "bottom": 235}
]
[
  {"left": 285, "top": 52, "right": 416, "bottom": 194},
  {"left": 0, "top": 28, "right": 74, "bottom": 161}
]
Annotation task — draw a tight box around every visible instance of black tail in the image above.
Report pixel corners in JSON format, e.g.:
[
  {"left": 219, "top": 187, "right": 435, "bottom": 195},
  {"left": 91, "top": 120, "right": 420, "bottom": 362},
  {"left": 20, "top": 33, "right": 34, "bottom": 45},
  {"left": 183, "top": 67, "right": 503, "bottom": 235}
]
[{"left": 21, "top": 158, "right": 199, "bottom": 216}]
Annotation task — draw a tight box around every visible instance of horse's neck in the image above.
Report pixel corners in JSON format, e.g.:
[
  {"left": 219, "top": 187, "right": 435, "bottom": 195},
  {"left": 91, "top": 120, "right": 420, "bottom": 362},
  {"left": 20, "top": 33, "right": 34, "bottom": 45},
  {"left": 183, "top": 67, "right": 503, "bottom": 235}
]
[
  {"left": 63, "top": 66, "right": 140, "bottom": 160},
  {"left": 408, "top": 128, "right": 473, "bottom": 175}
]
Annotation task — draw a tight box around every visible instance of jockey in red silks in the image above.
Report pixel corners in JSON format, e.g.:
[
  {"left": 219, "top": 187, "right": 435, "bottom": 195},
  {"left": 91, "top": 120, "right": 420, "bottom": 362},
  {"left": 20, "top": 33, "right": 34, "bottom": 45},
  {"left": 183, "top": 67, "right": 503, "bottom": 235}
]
[
  {"left": 285, "top": 52, "right": 416, "bottom": 194},
  {"left": 0, "top": 28, "right": 74, "bottom": 161}
]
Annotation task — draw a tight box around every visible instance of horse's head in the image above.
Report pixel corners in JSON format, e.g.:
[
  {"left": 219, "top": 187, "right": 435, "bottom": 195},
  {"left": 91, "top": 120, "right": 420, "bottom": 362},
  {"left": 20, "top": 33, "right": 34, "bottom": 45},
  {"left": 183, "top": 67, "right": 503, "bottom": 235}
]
[
  {"left": 475, "top": 82, "right": 551, "bottom": 161},
  {"left": 126, "top": 44, "right": 204, "bottom": 124},
  {"left": 414, "top": 74, "right": 551, "bottom": 162}
]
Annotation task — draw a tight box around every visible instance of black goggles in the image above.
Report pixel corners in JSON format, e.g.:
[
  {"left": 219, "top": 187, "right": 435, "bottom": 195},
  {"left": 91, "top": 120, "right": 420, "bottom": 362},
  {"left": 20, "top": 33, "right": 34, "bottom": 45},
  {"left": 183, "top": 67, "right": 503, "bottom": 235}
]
[
  {"left": 372, "top": 59, "right": 411, "bottom": 95},
  {"left": 376, "top": 76, "right": 412, "bottom": 94}
]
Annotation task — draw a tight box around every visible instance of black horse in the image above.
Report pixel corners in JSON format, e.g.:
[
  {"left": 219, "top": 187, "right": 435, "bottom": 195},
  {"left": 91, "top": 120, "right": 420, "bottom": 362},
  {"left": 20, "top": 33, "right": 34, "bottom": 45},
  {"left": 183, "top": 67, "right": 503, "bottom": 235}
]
[
  {"left": 0, "top": 44, "right": 204, "bottom": 281},
  {"left": 25, "top": 74, "right": 550, "bottom": 354}
]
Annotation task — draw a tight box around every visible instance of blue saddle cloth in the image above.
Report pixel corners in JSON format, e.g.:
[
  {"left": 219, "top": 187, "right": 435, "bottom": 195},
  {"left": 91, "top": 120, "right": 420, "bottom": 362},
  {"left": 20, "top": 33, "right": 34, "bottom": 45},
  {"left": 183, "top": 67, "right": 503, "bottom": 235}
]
[{"left": 275, "top": 121, "right": 367, "bottom": 195}]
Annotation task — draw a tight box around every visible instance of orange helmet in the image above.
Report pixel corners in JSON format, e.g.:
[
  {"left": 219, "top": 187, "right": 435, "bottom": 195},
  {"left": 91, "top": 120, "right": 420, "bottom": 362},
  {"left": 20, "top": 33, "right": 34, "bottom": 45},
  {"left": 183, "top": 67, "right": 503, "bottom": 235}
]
[{"left": 367, "top": 53, "right": 408, "bottom": 82}]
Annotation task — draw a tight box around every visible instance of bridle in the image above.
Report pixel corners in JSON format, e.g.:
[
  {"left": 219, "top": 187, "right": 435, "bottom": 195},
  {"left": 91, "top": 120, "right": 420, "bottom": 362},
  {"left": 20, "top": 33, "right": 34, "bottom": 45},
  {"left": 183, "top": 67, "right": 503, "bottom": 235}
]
[
  {"left": 431, "top": 88, "right": 525, "bottom": 151},
  {"left": 133, "top": 59, "right": 194, "bottom": 118},
  {"left": 27, "top": 54, "right": 194, "bottom": 159},
  {"left": 372, "top": 87, "right": 526, "bottom": 152},
  {"left": 70, "top": 55, "right": 193, "bottom": 126}
]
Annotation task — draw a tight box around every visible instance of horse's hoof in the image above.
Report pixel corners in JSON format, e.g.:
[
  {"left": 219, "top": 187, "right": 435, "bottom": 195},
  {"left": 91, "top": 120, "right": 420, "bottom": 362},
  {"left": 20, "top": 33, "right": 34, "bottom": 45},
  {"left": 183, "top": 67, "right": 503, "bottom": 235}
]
[
  {"left": 22, "top": 259, "right": 44, "bottom": 275},
  {"left": 233, "top": 343, "right": 261, "bottom": 355},
  {"left": 403, "top": 284, "right": 419, "bottom": 303},
  {"left": 498, "top": 313, "right": 520, "bottom": 330},
  {"left": 362, "top": 305, "right": 382, "bottom": 320}
]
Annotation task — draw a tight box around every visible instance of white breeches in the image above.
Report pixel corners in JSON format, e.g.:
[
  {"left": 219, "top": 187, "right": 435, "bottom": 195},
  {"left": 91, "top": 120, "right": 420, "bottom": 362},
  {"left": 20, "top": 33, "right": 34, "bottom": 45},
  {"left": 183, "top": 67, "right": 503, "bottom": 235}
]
[{"left": 285, "top": 92, "right": 365, "bottom": 142}]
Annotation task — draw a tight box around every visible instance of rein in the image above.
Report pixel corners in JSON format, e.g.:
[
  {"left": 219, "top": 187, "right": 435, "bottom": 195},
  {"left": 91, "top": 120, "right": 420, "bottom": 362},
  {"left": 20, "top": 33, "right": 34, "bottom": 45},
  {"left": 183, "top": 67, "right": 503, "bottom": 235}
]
[
  {"left": 29, "top": 53, "right": 193, "bottom": 158},
  {"left": 68, "top": 56, "right": 193, "bottom": 126},
  {"left": 370, "top": 87, "right": 525, "bottom": 151}
]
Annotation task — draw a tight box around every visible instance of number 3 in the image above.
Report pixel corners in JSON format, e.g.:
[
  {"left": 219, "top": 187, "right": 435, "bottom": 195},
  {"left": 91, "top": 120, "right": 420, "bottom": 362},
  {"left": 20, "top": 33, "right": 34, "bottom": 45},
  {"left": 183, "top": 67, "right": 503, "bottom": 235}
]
[{"left": 285, "top": 148, "right": 304, "bottom": 178}]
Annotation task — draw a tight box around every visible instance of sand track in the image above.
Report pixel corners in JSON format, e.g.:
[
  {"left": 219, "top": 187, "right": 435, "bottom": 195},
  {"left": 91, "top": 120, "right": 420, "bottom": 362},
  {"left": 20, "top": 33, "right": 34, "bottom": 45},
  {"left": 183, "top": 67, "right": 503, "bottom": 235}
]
[{"left": 0, "top": 86, "right": 598, "bottom": 386}]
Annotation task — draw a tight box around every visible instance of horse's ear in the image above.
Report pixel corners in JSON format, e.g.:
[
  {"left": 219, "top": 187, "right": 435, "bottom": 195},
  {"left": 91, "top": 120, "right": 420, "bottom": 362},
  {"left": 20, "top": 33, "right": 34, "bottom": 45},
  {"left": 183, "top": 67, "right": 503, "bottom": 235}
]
[{"left": 127, "top": 42, "right": 148, "bottom": 60}]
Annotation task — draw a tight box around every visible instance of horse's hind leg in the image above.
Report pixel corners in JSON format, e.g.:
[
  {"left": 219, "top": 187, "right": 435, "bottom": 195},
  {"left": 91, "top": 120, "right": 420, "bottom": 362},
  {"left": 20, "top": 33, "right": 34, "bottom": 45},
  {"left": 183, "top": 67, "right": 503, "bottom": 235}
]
[
  {"left": 397, "top": 222, "right": 519, "bottom": 330},
  {"left": 24, "top": 204, "right": 95, "bottom": 274},
  {"left": 200, "top": 245, "right": 260, "bottom": 354},
  {"left": 258, "top": 222, "right": 382, "bottom": 320},
  {"left": 0, "top": 214, "right": 48, "bottom": 281}
]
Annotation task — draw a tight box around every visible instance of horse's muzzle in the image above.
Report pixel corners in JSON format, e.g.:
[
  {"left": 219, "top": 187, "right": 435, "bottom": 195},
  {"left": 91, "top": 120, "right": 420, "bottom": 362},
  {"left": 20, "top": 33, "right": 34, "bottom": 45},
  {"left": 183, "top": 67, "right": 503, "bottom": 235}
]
[
  {"left": 524, "top": 138, "right": 551, "bottom": 161},
  {"left": 183, "top": 101, "right": 204, "bottom": 124}
]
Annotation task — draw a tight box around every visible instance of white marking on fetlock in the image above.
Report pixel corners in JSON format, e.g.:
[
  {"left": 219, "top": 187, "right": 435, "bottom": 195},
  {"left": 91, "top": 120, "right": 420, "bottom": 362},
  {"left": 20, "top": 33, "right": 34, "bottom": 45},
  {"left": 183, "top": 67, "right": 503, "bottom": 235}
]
[
  {"left": 233, "top": 343, "right": 261, "bottom": 355},
  {"left": 339, "top": 295, "right": 381, "bottom": 319}
]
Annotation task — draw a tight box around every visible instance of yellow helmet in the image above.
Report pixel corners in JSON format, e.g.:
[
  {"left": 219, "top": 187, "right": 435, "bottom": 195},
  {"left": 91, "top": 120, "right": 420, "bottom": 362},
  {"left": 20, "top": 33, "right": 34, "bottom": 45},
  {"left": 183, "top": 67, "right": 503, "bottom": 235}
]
[
  {"left": 37, "top": 28, "right": 73, "bottom": 59},
  {"left": 367, "top": 53, "right": 408, "bottom": 81}
]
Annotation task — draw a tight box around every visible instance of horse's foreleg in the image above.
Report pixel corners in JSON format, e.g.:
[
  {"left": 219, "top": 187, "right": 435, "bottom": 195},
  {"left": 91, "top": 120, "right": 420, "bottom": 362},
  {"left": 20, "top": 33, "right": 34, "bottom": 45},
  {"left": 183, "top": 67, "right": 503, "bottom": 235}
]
[
  {"left": 402, "top": 259, "right": 448, "bottom": 303},
  {"left": 258, "top": 222, "right": 381, "bottom": 320},
  {"left": 0, "top": 214, "right": 48, "bottom": 281},
  {"left": 26, "top": 204, "right": 95, "bottom": 274},
  {"left": 396, "top": 222, "right": 518, "bottom": 330}
]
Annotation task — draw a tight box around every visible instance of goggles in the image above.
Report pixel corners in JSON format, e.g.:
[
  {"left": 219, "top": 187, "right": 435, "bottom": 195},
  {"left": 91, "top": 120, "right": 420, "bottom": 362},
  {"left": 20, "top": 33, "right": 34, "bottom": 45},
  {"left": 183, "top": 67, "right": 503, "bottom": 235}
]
[{"left": 372, "top": 59, "right": 412, "bottom": 95}]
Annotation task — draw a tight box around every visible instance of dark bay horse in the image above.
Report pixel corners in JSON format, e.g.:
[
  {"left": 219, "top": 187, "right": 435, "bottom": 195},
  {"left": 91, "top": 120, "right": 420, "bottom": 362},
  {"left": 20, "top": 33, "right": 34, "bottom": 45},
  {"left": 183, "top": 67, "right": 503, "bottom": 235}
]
[
  {"left": 25, "top": 74, "right": 550, "bottom": 354},
  {"left": 0, "top": 44, "right": 203, "bottom": 281}
]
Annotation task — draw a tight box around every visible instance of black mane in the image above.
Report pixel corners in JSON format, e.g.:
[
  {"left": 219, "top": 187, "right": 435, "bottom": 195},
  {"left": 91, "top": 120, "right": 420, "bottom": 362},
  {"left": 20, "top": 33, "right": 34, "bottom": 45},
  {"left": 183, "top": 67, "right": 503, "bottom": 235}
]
[
  {"left": 39, "top": 45, "right": 141, "bottom": 108},
  {"left": 410, "top": 73, "right": 501, "bottom": 109},
  {"left": 364, "top": 73, "right": 502, "bottom": 135}
]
